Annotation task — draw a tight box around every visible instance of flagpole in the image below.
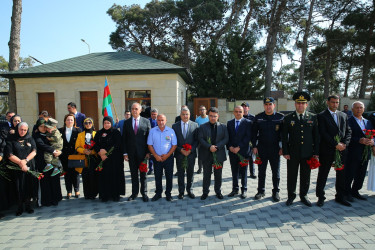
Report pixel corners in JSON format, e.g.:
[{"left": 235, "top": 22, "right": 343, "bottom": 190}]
[{"left": 105, "top": 77, "right": 119, "bottom": 121}]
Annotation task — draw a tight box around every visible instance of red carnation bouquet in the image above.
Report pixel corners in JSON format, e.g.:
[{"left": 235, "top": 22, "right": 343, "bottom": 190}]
[
  {"left": 208, "top": 137, "right": 222, "bottom": 170},
  {"left": 139, "top": 157, "right": 148, "bottom": 173},
  {"left": 253, "top": 153, "right": 262, "bottom": 165},
  {"left": 236, "top": 153, "right": 249, "bottom": 167},
  {"left": 306, "top": 157, "right": 320, "bottom": 169},
  {"left": 96, "top": 147, "right": 114, "bottom": 172},
  {"left": 84, "top": 140, "right": 96, "bottom": 167},
  {"left": 182, "top": 144, "right": 192, "bottom": 171},
  {"left": 362, "top": 129, "right": 375, "bottom": 164},
  {"left": 332, "top": 135, "right": 344, "bottom": 171}
]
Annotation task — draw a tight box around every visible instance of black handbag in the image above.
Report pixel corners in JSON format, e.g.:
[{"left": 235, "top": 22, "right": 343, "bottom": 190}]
[{"left": 68, "top": 155, "right": 86, "bottom": 168}]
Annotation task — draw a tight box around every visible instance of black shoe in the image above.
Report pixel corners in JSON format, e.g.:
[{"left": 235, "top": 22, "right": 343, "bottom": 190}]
[
  {"left": 25, "top": 204, "right": 34, "bottom": 214},
  {"left": 228, "top": 191, "right": 239, "bottom": 197},
  {"left": 166, "top": 195, "right": 173, "bottom": 202},
  {"left": 147, "top": 170, "right": 153, "bottom": 175},
  {"left": 201, "top": 194, "right": 208, "bottom": 200},
  {"left": 196, "top": 169, "right": 202, "bottom": 174},
  {"left": 301, "top": 197, "right": 312, "bottom": 207},
  {"left": 174, "top": 172, "right": 178, "bottom": 176},
  {"left": 142, "top": 195, "right": 149, "bottom": 202},
  {"left": 346, "top": 195, "right": 354, "bottom": 202},
  {"left": 187, "top": 192, "right": 195, "bottom": 199},
  {"left": 317, "top": 198, "right": 325, "bottom": 207},
  {"left": 240, "top": 192, "right": 247, "bottom": 199},
  {"left": 16, "top": 206, "right": 23, "bottom": 216},
  {"left": 249, "top": 175, "right": 257, "bottom": 179},
  {"left": 254, "top": 192, "right": 265, "bottom": 200},
  {"left": 272, "top": 192, "right": 280, "bottom": 202},
  {"left": 128, "top": 195, "right": 137, "bottom": 201},
  {"left": 216, "top": 193, "right": 224, "bottom": 199},
  {"left": 352, "top": 193, "right": 367, "bottom": 201},
  {"left": 286, "top": 198, "right": 294, "bottom": 206},
  {"left": 152, "top": 194, "right": 162, "bottom": 202},
  {"left": 178, "top": 193, "right": 184, "bottom": 199},
  {"left": 335, "top": 198, "right": 352, "bottom": 207}
]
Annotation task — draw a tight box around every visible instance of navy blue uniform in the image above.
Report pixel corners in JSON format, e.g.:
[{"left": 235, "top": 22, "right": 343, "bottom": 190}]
[
  {"left": 243, "top": 113, "right": 256, "bottom": 177},
  {"left": 252, "top": 112, "right": 284, "bottom": 194}
]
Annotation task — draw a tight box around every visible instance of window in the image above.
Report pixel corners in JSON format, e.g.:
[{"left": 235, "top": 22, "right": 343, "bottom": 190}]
[{"left": 125, "top": 90, "right": 151, "bottom": 118}]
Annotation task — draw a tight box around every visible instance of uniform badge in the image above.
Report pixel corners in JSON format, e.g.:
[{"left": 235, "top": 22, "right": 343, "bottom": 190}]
[
  {"left": 27, "top": 142, "right": 31, "bottom": 147},
  {"left": 102, "top": 133, "right": 107, "bottom": 137},
  {"left": 291, "top": 121, "right": 295, "bottom": 126},
  {"left": 275, "top": 125, "right": 280, "bottom": 131},
  {"left": 165, "top": 136, "right": 171, "bottom": 141}
]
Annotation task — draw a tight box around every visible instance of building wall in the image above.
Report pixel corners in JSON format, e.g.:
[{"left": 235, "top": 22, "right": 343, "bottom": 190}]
[{"left": 15, "top": 73, "right": 186, "bottom": 128}]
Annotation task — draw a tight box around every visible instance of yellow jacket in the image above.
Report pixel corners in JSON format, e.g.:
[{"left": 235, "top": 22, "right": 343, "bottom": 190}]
[{"left": 75, "top": 131, "right": 97, "bottom": 173}]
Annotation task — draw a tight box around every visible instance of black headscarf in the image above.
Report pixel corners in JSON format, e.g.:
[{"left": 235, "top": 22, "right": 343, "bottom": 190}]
[
  {"left": 10, "top": 115, "right": 22, "bottom": 129},
  {"left": 102, "top": 116, "right": 114, "bottom": 131},
  {"left": 14, "top": 123, "right": 31, "bottom": 141}
]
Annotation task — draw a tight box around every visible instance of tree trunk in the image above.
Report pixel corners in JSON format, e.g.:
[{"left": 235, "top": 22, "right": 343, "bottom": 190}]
[
  {"left": 264, "top": 0, "right": 288, "bottom": 97},
  {"left": 323, "top": 45, "right": 331, "bottom": 99},
  {"left": 343, "top": 49, "right": 354, "bottom": 97},
  {"left": 298, "top": 0, "right": 315, "bottom": 91},
  {"left": 358, "top": 1, "right": 375, "bottom": 98},
  {"left": 8, "top": 0, "right": 22, "bottom": 113}
]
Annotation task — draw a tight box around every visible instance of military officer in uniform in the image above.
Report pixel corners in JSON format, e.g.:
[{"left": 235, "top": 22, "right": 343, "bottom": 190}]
[
  {"left": 282, "top": 92, "right": 319, "bottom": 207},
  {"left": 252, "top": 97, "right": 284, "bottom": 202}
]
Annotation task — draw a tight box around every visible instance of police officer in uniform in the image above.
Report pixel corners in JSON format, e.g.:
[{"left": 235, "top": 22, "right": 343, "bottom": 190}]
[
  {"left": 252, "top": 97, "right": 284, "bottom": 202},
  {"left": 241, "top": 102, "right": 256, "bottom": 179},
  {"left": 282, "top": 92, "right": 319, "bottom": 207}
]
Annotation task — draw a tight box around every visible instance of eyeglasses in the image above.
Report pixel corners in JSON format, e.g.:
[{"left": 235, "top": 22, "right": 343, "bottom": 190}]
[{"left": 84, "top": 121, "right": 92, "bottom": 125}]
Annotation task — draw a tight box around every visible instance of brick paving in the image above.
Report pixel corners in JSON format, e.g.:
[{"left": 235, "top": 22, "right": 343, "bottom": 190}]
[{"left": 1, "top": 158, "right": 375, "bottom": 249}]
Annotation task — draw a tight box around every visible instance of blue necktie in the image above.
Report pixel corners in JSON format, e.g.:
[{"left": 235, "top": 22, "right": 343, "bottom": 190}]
[{"left": 235, "top": 120, "right": 239, "bottom": 133}]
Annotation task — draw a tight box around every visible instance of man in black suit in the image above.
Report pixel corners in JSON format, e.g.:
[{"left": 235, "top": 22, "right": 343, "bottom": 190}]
[
  {"left": 122, "top": 102, "right": 151, "bottom": 202},
  {"left": 282, "top": 92, "right": 319, "bottom": 207},
  {"left": 345, "top": 101, "right": 374, "bottom": 201},
  {"left": 67, "top": 102, "right": 86, "bottom": 130},
  {"left": 0, "top": 111, "right": 15, "bottom": 137},
  {"left": 316, "top": 95, "right": 352, "bottom": 207},
  {"left": 172, "top": 107, "right": 199, "bottom": 199},
  {"left": 198, "top": 107, "right": 229, "bottom": 200},
  {"left": 241, "top": 102, "right": 256, "bottom": 179},
  {"left": 226, "top": 106, "right": 252, "bottom": 199}
]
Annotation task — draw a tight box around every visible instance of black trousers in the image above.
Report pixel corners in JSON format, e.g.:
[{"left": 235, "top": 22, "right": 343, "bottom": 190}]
[
  {"left": 202, "top": 160, "right": 223, "bottom": 195},
  {"left": 176, "top": 156, "right": 195, "bottom": 194},
  {"left": 229, "top": 154, "right": 247, "bottom": 192},
  {"left": 345, "top": 157, "right": 369, "bottom": 195},
  {"left": 316, "top": 152, "right": 346, "bottom": 200},
  {"left": 257, "top": 154, "right": 280, "bottom": 193},
  {"left": 249, "top": 152, "right": 255, "bottom": 176},
  {"left": 153, "top": 156, "right": 174, "bottom": 196},
  {"left": 64, "top": 168, "right": 80, "bottom": 193},
  {"left": 81, "top": 163, "right": 98, "bottom": 199},
  {"left": 287, "top": 156, "right": 311, "bottom": 199},
  {"left": 129, "top": 156, "right": 147, "bottom": 196}
]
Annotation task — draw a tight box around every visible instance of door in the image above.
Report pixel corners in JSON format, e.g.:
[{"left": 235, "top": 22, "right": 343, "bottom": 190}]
[
  {"left": 80, "top": 91, "right": 99, "bottom": 129},
  {"left": 38, "top": 92, "right": 55, "bottom": 118}
]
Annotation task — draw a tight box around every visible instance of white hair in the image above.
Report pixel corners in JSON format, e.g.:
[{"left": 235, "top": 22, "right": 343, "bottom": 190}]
[
  {"left": 352, "top": 101, "right": 364, "bottom": 109},
  {"left": 18, "top": 122, "right": 29, "bottom": 128}
]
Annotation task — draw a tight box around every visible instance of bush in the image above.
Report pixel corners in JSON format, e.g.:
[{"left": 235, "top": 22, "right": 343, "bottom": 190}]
[{"left": 309, "top": 92, "right": 327, "bottom": 114}]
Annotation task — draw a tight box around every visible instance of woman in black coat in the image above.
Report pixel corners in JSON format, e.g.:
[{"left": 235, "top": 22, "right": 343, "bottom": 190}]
[
  {"left": 93, "top": 116, "right": 125, "bottom": 202},
  {"left": 33, "top": 118, "right": 62, "bottom": 206},
  {"left": 5, "top": 122, "right": 38, "bottom": 216},
  {"left": 59, "top": 114, "right": 81, "bottom": 199}
]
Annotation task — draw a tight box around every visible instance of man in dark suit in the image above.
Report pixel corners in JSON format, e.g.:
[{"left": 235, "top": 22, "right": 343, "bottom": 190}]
[
  {"left": 172, "top": 107, "right": 199, "bottom": 199},
  {"left": 345, "top": 101, "right": 374, "bottom": 202},
  {"left": 252, "top": 97, "right": 284, "bottom": 202},
  {"left": 122, "top": 102, "right": 151, "bottom": 202},
  {"left": 282, "top": 92, "right": 319, "bottom": 207},
  {"left": 198, "top": 107, "right": 229, "bottom": 200},
  {"left": 67, "top": 102, "right": 86, "bottom": 130},
  {"left": 226, "top": 106, "right": 252, "bottom": 199},
  {"left": 0, "top": 111, "right": 15, "bottom": 137},
  {"left": 316, "top": 95, "right": 352, "bottom": 207},
  {"left": 241, "top": 102, "right": 256, "bottom": 179}
]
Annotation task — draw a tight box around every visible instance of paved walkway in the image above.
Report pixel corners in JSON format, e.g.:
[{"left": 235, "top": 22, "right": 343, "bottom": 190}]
[{"left": 1, "top": 158, "right": 375, "bottom": 249}]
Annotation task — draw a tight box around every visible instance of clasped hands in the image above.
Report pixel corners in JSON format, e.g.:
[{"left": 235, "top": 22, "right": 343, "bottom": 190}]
[
  {"left": 154, "top": 153, "right": 168, "bottom": 162},
  {"left": 229, "top": 146, "right": 240, "bottom": 154},
  {"left": 335, "top": 142, "right": 346, "bottom": 151}
]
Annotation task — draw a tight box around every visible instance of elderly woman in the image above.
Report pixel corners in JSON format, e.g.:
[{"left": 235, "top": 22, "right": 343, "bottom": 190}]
[
  {"left": 33, "top": 118, "right": 62, "bottom": 206},
  {"left": 75, "top": 117, "right": 98, "bottom": 199},
  {"left": 93, "top": 116, "right": 125, "bottom": 202},
  {"left": 5, "top": 122, "right": 37, "bottom": 216},
  {"left": 59, "top": 114, "right": 82, "bottom": 199}
]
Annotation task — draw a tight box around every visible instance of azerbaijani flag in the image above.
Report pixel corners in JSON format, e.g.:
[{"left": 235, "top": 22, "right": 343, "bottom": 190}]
[{"left": 102, "top": 78, "right": 113, "bottom": 118}]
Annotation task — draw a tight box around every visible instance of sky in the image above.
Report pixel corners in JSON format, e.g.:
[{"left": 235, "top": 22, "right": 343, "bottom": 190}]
[{"left": 0, "top": 0, "right": 150, "bottom": 65}]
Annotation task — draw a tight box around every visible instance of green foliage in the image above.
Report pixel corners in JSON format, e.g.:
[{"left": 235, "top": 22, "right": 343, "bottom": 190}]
[{"left": 309, "top": 92, "right": 327, "bottom": 114}]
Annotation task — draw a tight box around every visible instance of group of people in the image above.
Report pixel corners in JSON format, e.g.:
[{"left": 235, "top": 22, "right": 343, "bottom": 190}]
[{"left": 1, "top": 92, "right": 375, "bottom": 219}]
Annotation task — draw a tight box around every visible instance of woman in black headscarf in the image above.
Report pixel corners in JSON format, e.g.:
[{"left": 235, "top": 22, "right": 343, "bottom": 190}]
[
  {"left": 93, "top": 116, "right": 125, "bottom": 202},
  {"left": 76, "top": 117, "right": 99, "bottom": 199},
  {"left": 33, "top": 118, "right": 62, "bottom": 206},
  {"left": 5, "top": 122, "right": 38, "bottom": 216}
]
